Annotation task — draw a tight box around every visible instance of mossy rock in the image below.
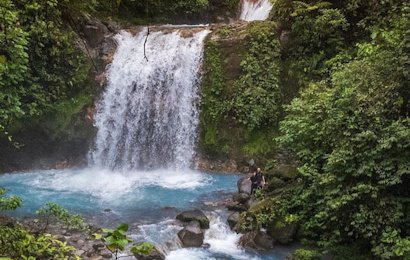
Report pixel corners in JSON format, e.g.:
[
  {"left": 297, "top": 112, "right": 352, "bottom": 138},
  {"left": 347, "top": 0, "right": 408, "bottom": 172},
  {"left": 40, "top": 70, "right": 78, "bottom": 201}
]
[
  {"left": 267, "top": 218, "right": 298, "bottom": 245},
  {"left": 176, "top": 209, "right": 210, "bottom": 229},
  {"left": 131, "top": 242, "right": 164, "bottom": 260},
  {"left": 272, "top": 164, "right": 299, "bottom": 181}
]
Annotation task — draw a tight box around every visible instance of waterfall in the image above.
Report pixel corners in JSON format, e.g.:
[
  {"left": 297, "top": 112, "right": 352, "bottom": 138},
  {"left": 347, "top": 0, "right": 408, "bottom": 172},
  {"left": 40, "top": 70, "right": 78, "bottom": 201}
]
[
  {"left": 90, "top": 28, "right": 209, "bottom": 171},
  {"left": 240, "top": 0, "right": 273, "bottom": 21}
]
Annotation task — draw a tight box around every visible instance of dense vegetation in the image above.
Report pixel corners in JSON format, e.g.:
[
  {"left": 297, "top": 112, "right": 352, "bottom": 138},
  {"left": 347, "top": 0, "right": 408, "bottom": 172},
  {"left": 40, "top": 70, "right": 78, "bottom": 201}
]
[
  {"left": 200, "top": 22, "right": 282, "bottom": 161},
  {"left": 1, "top": 0, "right": 409, "bottom": 258},
  {"left": 228, "top": 0, "right": 410, "bottom": 259},
  {"left": 0, "top": 0, "right": 93, "bottom": 141}
]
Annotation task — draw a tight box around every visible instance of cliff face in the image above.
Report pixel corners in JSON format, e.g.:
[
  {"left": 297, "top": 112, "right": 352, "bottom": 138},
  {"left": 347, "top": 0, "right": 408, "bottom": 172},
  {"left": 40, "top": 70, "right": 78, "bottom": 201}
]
[
  {"left": 0, "top": 15, "right": 118, "bottom": 173},
  {"left": 0, "top": 5, "right": 292, "bottom": 173},
  {"left": 198, "top": 21, "right": 294, "bottom": 171}
]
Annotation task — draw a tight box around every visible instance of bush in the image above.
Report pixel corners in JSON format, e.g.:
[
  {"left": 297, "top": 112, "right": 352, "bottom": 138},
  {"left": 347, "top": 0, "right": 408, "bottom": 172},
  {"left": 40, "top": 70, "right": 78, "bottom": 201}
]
[
  {"left": 0, "top": 225, "right": 77, "bottom": 259},
  {"left": 131, "top": 242, "right": 155, "bottom": 255},
  {"left": 292, "top": 249, "right": 321, "bottom": 260},
  {"left": 36, "top": 202, "right": 88, "bottom": 232}
]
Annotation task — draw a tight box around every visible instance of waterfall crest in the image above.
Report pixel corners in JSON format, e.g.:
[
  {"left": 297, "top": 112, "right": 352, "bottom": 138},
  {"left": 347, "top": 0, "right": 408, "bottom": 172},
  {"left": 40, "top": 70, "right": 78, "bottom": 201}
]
[
  {"left": 90, "top": 28, "right": 209, "bottom": 171},
  {"left": 240, "top": 0, "right": 273, "bottom": 21}
]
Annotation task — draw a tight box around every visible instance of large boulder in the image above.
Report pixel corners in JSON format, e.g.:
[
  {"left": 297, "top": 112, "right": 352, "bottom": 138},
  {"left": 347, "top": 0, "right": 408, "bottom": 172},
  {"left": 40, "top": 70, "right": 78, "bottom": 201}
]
[
  {"left": 238, "top": 231, "right": 274, "bottom": 250},
  {"left": 226, "top": 201, "right": 248, "bottom": 212},
  {"left": 267, "top": 220, "right": 298, "bottom": 244},
  {"left": 237, "top": 177, "right": 251, "bottom": 194},
  {"left": 232, "top": 193, "right": 250, "bottom": 204},
  {"left": 245, "top": 197, "right": 259, "bottom": 210},
  {"left": 82, "top": 19, "right": 109, "bottom": 48},
  {"left": 227, "top": 212, "right": 240, "bottom": 230},
  {"left": 176, "top": 209, "right": 209, "bottom": 229},
  {"left": 177, "top": 221, "right": 204, "bottom": 247}
]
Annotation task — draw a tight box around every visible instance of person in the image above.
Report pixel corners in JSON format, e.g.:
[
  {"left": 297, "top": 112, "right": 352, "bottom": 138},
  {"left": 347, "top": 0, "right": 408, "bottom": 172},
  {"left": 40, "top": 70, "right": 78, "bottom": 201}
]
[
  {"left": 249, "top": 168, "right": 266, "bottom": 194},
  {"left": 249, "top": 170, "right": 258, "bottom": 195},
  {"left": 256, "top": 167, "right": 266, "bottom": 187}
]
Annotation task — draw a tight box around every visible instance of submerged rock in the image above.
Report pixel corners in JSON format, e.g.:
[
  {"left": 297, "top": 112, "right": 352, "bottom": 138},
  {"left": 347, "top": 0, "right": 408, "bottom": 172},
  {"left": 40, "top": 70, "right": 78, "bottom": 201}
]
[
  {"left": 177, "top": 221, "right": 204, "bottom": 247},
  {"left": 238, "top": 230, "right": 274, "bottom": 250},
  {"left": 201, "top": 243, "right": 211, "bottom": 249},
  {"left": 176, "top": 209, "right": 210, "bottom": 229}
]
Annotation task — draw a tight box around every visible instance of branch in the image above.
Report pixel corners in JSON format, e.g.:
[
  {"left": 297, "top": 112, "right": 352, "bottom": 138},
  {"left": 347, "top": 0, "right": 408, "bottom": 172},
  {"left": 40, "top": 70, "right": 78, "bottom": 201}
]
[{"left": 143, "top": 27, "right": 150, "bottom": 62}]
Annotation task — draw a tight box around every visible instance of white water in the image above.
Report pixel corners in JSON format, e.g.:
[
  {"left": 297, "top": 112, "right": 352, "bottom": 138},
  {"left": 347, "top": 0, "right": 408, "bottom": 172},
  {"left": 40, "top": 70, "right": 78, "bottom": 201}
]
[
  {"left": 240, "top": 0, "right": 273, "bottom": 21},
  {"left": 135, "top": 212, "right": 261, "bottom": 260},
  {"left": 15, "top": 168, "right": 210, "bottom": 201},
  {"left": 89, "top": 28, "right": 209, "bottom": 171}
]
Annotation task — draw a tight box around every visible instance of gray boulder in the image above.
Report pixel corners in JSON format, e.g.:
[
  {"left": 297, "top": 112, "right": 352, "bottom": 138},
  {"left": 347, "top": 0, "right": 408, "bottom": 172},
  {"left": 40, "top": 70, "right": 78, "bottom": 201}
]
[
  {"left": 238, "top": 231, "right": 274, "bottom": 250},
  {"left": 177, "top": 221, "right": 204, "bottom": 247},
  {"left": 227, "top": 212, "right": 240, "bottom": 230},
  {"left": 176, "top": 209, "right": 209, "bottom": 229},
  {"left": 82, "top": 19, "right": 108, "bottom": 48},
  {"left": 237, "top": 177, "right": 252, "bottom": 194},
  {"left": 232, "top": 193, "right": 250, "bottom": 204},
  {"left": 226, "top": 201, "right": 248, "bottom": 212}
]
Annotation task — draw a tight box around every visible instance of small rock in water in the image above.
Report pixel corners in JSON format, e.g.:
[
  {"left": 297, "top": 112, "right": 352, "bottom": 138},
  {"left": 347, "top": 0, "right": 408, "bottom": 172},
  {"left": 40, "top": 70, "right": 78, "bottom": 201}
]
[
  {"left": 104, "top": 208, "right": 111, "bottom": 212},
  {"left": 201, "top": 243, "right": 211, "bottom": 249}
]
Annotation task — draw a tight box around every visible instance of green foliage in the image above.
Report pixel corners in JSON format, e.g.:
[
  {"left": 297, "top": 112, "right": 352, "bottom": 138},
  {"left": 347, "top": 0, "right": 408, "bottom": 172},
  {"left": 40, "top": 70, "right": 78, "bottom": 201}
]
[
  {"left": 200, "top": 22, "right": 282, "bottom": 161},
  {"left": 239, "top": 197, "right": 297, "bottom": 231},
  {"left": 278, "top": 8, "right": 410, "bottom": 258},
  {"left": 292, "top": 248, "right": 321, "bottom": 260},
  {"left": 233, "top": 22, "right": 282, "bottom": 129},
  {"left": 131, "top": 242, "right": 155, "bottom": 255},
  {"left": 0, "top": 0, "right": 90, "bottom": 140},
  {"left": 96, "top": 223, "right": 132, "bottom": 259},
  {"left": 0, "top": 225, "right": 78, "bottom": 259},
  {"left": 117, "top": 0, "right": 238, "bottom": 22},
  {"left": 0, "top": 187, "right": 22, "bottom": 211},
  {"left": 36, "top": 202, "right": 88, "bottom": 232},
  {"left": 48, "top": 91, "right": 92, "bottom": 135}
]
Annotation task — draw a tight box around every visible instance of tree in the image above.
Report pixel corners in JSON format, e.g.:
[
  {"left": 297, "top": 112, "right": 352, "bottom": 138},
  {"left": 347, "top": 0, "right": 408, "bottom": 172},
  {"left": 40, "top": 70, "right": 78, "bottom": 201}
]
[{"left": 278, "top": 15, "right": 410, "bottom": 257}]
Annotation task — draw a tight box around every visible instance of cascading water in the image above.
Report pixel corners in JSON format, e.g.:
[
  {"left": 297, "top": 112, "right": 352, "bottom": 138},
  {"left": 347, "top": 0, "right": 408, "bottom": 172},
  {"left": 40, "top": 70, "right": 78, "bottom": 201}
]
[
  {"left": 89, "top": 28, "right": 209, "bottom": 171},
  {"left": 0, "top": 5, "right": 297, "bottom": 259},
  {"left": 240, "top": 0, "right": 273, "bottom": 21}
]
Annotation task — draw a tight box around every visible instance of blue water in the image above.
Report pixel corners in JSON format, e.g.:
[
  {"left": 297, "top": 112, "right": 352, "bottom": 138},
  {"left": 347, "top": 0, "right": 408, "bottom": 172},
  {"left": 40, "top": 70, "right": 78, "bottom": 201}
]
[
  {"left": 0, "top": 168, "right": 295, "bottom": 259},
  {"left": 0, "top": 168, "right": 238, "bottom": 226}
]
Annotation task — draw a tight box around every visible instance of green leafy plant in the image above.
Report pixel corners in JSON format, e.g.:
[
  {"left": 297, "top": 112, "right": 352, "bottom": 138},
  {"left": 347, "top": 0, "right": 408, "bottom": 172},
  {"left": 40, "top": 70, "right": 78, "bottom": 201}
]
[
  {"left": 131, "top": 242, "right": 155, "bottom": 256},
  {"left": 292, "top": 248, "right": 321, "bottom": 260},
  {"left": 36, "top": 202, "right": 88, "bottom": 232},
  {"left": 0, "top": 225, "right": 78, "bottom": 259},
  {"left": 94, "top": 223, "right": 132, "bottom": 260},
  {"left": 0, "top": 187, "right": 22, "bottom": 211}
]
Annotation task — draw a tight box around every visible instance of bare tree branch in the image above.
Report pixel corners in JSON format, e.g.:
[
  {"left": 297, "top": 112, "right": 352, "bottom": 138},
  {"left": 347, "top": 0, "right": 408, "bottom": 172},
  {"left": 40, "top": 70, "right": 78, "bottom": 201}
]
[{"left": 143, "top": 26, "right": 150, "bottom": 62}]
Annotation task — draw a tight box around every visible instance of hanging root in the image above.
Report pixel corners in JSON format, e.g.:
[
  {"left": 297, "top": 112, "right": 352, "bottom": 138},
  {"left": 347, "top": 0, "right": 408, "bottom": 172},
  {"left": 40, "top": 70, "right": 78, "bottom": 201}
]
[{"left": 143, "top": 27, "right": 150, "bottom": 62}]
